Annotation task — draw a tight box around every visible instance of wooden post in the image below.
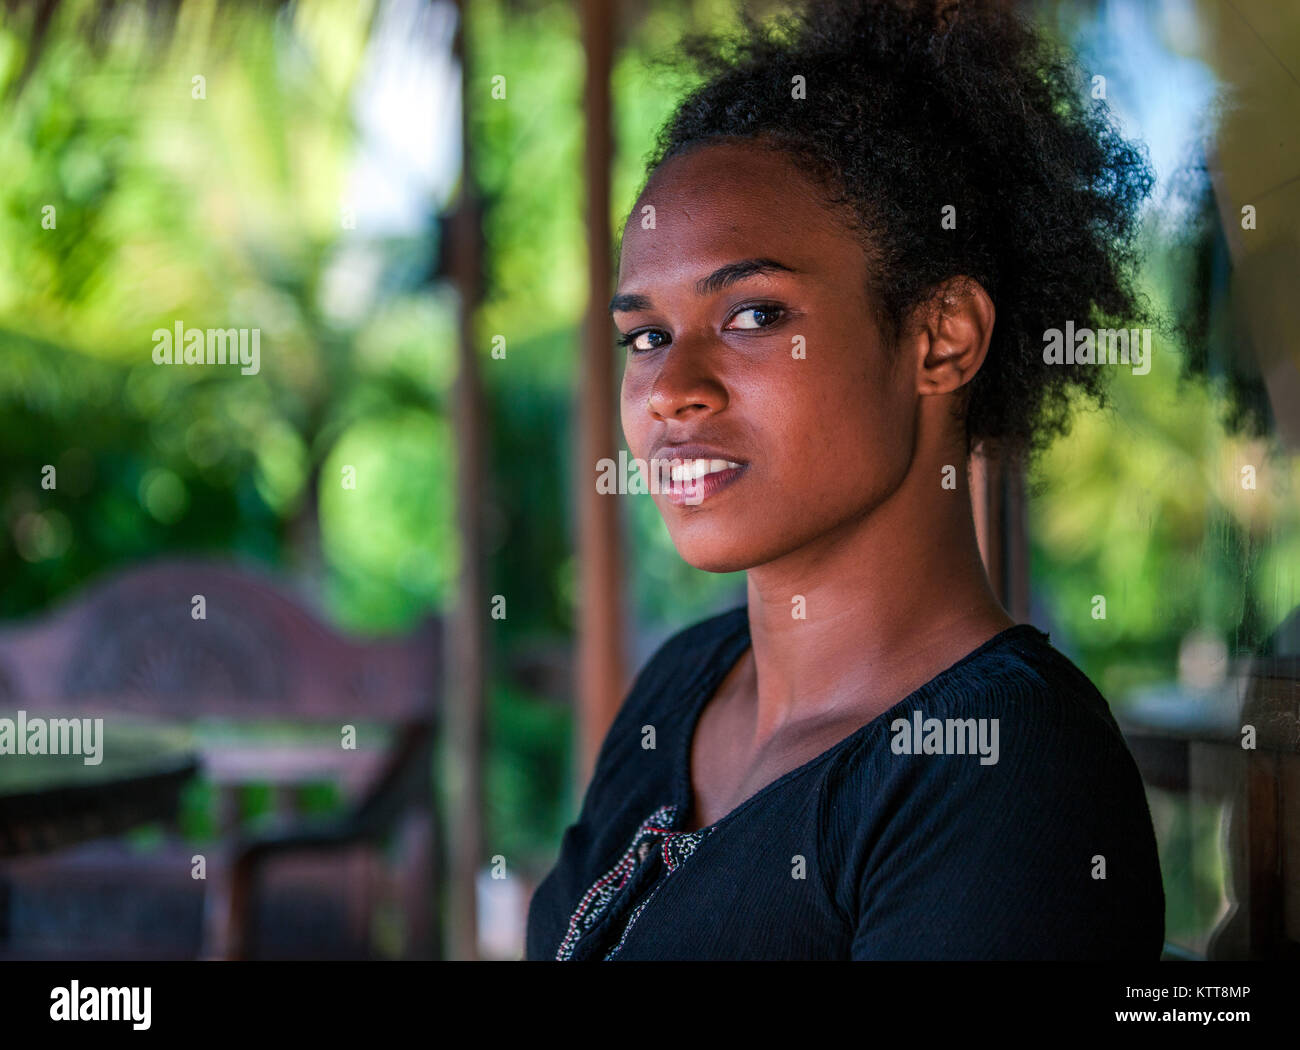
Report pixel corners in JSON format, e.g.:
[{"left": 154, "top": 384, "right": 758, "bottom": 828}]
[
  {"left": 576, "top": 0, "right": 626, "bottom": 789},
  {"left": 446, "top": 0, "right": 486, "bottom": 962}
]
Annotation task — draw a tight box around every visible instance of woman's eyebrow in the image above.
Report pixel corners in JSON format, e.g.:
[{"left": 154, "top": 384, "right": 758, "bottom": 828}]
[
  {"left": 695, "top": 257, "right": 797, "bottom": 296},
  {"left": 609, "top": 258, "right": 798, "bottom": 314},
  {"left": 609, "top": 291, "right": 652, "bottom": 314}
]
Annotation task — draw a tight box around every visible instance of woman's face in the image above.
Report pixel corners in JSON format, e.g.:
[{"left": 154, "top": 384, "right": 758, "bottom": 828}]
[{"left": 616, "top": 141, "right": 920, "bottom": 574}]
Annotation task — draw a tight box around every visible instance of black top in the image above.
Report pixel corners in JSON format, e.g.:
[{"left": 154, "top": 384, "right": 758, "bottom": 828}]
[{"left": 526, "top": 605, "right": 1165, "bottom": 960}]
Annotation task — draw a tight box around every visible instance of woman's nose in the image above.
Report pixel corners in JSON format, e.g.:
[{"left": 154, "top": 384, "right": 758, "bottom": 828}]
[{"left": 646, "top": 343, "right": 728, "bottom": 421}]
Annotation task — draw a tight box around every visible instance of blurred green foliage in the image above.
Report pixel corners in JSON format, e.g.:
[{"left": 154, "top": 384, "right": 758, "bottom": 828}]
[
  {"left": 0, "top": 0, "right": 457, "bottom": 632},
  {"left": 1028, "top": 211, "right": 1300, "bottom": 700},
  {"left": 486, "top": 681, "right": 572, "bottom": 862}
]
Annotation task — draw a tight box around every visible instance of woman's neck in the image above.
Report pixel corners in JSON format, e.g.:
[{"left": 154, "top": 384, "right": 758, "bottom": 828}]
[{"left": 740, "top": 446, "right": 1013, "bottom": 748}]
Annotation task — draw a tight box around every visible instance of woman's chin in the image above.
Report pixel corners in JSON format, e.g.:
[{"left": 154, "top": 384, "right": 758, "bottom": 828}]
[{"left": 666, "top": 531, "right": 760, "bottom": 575}]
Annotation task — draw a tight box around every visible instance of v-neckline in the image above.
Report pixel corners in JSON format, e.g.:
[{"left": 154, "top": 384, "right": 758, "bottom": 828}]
[{"left": 672, "top": 608, "right": 1046, "bottom": 835}]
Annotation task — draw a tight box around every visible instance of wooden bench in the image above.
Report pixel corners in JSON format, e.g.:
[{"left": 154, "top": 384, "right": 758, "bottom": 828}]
[
  {"left": 0, "top": 558, "right": 443, "bottom": 959},
  {"left": 1121, "top": 611, "right": 1300, "bottom": 960}
]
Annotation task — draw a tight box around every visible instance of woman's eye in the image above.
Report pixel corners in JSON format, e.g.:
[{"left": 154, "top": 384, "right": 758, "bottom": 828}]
[
  {"left": 725, "top": 306, "right": 783, "bottom": 330},
  {"left": 619, "top": 329, "right": 669, "bottom": 353}
]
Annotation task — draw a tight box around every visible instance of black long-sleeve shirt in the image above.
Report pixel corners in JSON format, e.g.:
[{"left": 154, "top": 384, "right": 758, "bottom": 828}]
[{"left": 525, "top": 605, "right": 1165, "bottom": 960}]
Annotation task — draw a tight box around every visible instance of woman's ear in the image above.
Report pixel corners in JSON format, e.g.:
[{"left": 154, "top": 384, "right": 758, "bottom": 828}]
[{"left": 910, "top": 277, "right": 996, "bottom": 396}]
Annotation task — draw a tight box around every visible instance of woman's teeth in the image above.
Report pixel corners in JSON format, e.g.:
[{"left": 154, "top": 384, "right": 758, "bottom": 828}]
[{"left": 669, "top": 458, "right": 742, "bottom": 482}]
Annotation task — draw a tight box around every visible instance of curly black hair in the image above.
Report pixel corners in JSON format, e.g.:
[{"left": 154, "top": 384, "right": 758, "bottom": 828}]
[{"left": 643, "top": 0, "right": 1156, "bottom": 460}]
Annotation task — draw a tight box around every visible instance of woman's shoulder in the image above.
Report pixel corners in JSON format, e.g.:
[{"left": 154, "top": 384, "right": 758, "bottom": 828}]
[
  {"left": 825, "top": 624, "right": 1150, "bottom": 825},
  {"left": 829, "top": 625, "right": 1153, "bottom": 833},
  {"left": 827, "top": 626, "right": 1164, "bottom": 959},
  {"left": 913, "top": 623, "right": 1129, "bottom": 743}
]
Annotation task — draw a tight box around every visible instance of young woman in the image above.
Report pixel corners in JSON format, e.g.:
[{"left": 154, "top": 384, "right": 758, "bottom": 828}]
[{"left": 526, "top": 0, "right": 1164, "bottom": 960}]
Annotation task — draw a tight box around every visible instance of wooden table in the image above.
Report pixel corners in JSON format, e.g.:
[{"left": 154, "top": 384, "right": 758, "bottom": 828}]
[{"left": 0, "top": 718, "right": 200, "bottom": 857}]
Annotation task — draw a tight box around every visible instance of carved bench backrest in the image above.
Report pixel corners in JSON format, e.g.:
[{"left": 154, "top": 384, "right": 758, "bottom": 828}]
[{"left": 0, "top": 558, "right": 440, "bottom": 723}]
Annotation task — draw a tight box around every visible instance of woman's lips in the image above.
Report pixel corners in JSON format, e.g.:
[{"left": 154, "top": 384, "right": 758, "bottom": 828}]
[{"left": 659, "top": 458, "right": 748, "bottom": 506}]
